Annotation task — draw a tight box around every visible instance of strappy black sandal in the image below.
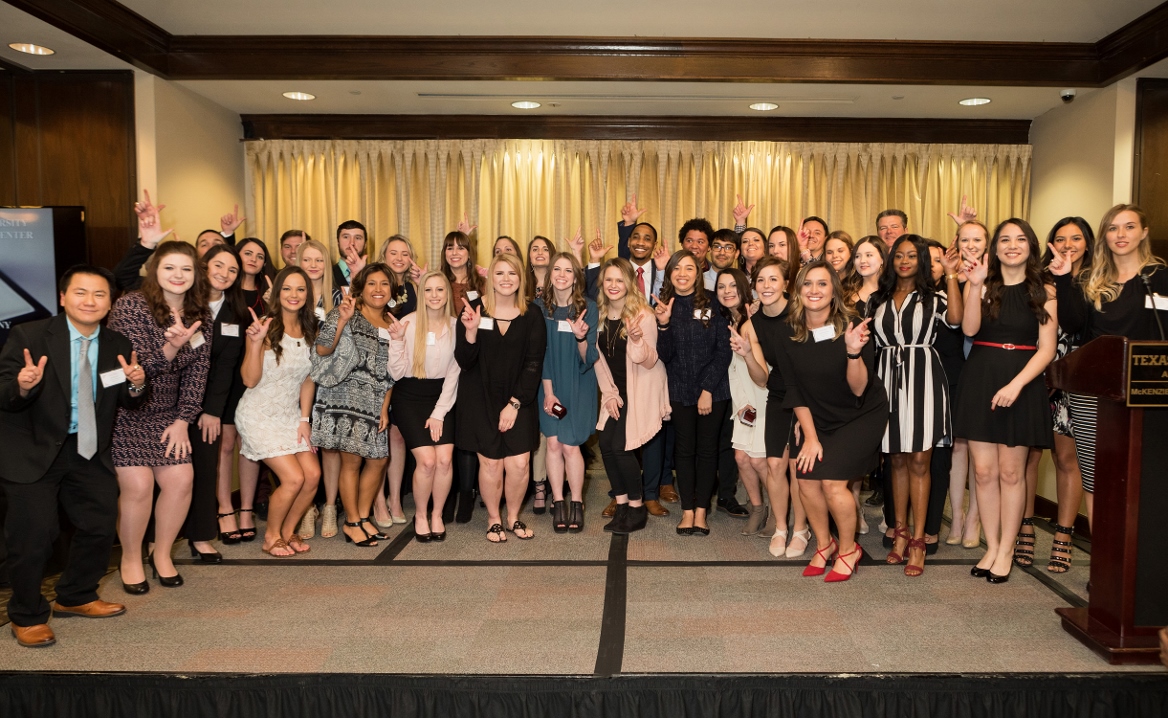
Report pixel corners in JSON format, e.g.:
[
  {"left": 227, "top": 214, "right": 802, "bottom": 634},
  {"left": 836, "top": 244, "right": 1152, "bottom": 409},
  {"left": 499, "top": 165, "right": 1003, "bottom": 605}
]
[
  {"left": 532, "top": 480, "right": 549, "bottom": 515},
  {"left": 507, "top": 520, "right": 534, "bottom": 540},
  {"left": 217, "top": 511, "right": 242, "bottom": 544},
  {"left": 486, "top": 523, "right": 507, "bottom": 543},
  {"left": 237, "top": 508, "right": 257, "bottom": 542},
  {"left": 343, "top": 520, "right": 378, "bottom": 547},
  {"left": 1013, "top": 517, "right": 1036, "bottom": 568},
  {"left": 1047, "top": 523, "right": 1074, "bottom": 573}
]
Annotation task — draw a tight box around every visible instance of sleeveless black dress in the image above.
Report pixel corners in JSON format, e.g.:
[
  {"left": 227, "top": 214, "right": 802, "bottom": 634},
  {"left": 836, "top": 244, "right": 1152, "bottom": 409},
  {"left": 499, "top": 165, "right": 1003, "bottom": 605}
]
[
  {"left": 953, "top": 283, "right": 1052, "bottom": 448},
  {"left": 749, "top": 306, "right": 792, "bottom": 458}
]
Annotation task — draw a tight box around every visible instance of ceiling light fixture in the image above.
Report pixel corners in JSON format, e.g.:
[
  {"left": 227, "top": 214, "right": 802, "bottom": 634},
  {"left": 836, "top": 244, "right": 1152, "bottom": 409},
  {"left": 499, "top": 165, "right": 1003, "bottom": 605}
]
[
  {"left": 959, "top": 97, "right": 991, "bottom": 107},
  {"left": 511, "top": 101, "right": 541, "bottom": 109},
  {"left": 282, "top": 91, "right": 316, "bottom": 101},
  {"left": 749, "top": 102, "right": 779, "bottom": 111},
  {"left": 8, "top": 43, "right": 54, "bottom": 56}
]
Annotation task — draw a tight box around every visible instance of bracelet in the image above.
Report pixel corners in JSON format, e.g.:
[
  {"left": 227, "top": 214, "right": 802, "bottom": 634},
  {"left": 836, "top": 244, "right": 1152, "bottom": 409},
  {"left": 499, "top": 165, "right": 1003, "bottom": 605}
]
[
  {"left": 656, "top": 322, "right": 670, "bottom": 329},
  {"left": 846, "top": 352, "right": 862, "bottom": 360},
  {"left": 946, "top": 273, "right": 959, "bottom": 281},
  {"left": 575, "top": 334, "right": 586, "bottom": 343},
  {"left": 129, "top": 381, "right": 147, "bottom": 393},
  {"left": 300, "top": 417, "right": 311, "bottom": 423}
]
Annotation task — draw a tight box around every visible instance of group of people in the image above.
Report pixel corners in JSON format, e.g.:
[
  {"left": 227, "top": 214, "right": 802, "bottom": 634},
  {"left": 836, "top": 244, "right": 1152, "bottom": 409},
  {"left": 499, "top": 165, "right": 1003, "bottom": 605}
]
[{"left": 1, "top": 186, "right": 1163, "bottom": 648}]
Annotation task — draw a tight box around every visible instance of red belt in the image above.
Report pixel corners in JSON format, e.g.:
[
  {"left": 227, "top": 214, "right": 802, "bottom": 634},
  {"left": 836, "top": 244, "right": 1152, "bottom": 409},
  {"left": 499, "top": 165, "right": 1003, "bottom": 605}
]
[{"left": 972, "top": 341, "right": 1036, "bottom": 351}]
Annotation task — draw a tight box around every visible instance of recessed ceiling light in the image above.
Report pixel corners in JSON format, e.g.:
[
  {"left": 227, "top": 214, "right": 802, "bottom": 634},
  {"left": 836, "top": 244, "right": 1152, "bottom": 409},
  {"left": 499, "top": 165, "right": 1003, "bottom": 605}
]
[
  {"left": 749, "top": 102, "right": 779, "bottom": 111},
  {"left": 959, "top": 97, "right": 991, "bottom": 107},
  {"left": 8, "top": 43, "right": 54, "bottom": 56},
  {"left": 511, "top": 101, "right": 541, "bottom": 109},
  {"left": 282, "top": 91, "right": 315, "bottom": 101}
]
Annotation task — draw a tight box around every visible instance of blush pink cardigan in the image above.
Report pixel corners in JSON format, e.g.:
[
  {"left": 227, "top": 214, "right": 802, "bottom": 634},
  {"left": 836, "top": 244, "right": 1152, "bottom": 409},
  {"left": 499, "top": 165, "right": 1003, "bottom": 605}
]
[{"left": 594, "top": 308, "right": 670, "bottom": 450}]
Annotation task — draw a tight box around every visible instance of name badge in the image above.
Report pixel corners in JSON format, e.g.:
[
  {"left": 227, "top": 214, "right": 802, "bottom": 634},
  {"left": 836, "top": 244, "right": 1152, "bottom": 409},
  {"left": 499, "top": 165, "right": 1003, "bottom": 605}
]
[
  {"left": 221, "top": 323, "right": 239, "bottom": 337},
  {"left": 557, "top": 320, "right": 573, "bottom": 333},
  {"left": 315, "top": 307, "right": 327, "bottom": 322},
  {"left": 478, "top": 317, "right": 494, "bottom": 331},
  {"left": 811, "top": 325, "right": 836, "bottom": 342},
  {"left": 189, "top": 332, "right": 206, "bottom": 349},
  {"left": 1146, "top": 294, "right": 1168, "bottom": 311},
  {"left": 693, "top": 309, "right": 710, "bottom": 321},
  {"left": 378, "top": 327, "right": 392, "bottom": 341},
  {"left": 99, "top": 368, "right": 126, "bottom": 388},
  {"left": 704, "top": 276, "right": 715, "bottom": 291},
  {"left": 466, "top": 291, "right": 479, "bottom": 301},
  {"left": 425, "top": 332, "right": 436, "bottom": 346}
]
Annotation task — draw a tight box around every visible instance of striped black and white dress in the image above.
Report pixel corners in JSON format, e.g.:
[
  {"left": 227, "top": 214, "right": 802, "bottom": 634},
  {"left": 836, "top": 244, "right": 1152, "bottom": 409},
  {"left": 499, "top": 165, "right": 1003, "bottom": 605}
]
[{"left": 872, "top": 290, "right": 954, "bottom": 453}]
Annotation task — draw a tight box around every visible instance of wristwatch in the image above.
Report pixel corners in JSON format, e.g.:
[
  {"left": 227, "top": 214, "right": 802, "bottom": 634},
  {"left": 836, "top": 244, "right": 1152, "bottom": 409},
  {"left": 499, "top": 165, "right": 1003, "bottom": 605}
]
[{"left": 509, "top": 399, "right": 521, "bottom": 410}]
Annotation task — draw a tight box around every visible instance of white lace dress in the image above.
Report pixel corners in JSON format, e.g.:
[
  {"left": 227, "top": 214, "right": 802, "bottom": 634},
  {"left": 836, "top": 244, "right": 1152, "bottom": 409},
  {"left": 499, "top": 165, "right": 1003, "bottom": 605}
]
[{"left": 235, "top": 334, "right": 313, "bottom": 461}]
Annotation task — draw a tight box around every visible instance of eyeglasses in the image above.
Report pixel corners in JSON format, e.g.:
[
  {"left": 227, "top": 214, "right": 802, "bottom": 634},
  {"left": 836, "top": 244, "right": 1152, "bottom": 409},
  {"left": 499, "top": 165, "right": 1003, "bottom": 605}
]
[{"left": 711, "top": 244, "right": 737, "bottom": 252}]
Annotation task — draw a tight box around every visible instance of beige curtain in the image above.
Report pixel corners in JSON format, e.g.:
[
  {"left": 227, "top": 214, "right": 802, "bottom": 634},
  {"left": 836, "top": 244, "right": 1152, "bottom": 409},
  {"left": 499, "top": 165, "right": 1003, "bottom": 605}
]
[{"left": 245, "top": 139, "right": 1031, "bottom": 267}]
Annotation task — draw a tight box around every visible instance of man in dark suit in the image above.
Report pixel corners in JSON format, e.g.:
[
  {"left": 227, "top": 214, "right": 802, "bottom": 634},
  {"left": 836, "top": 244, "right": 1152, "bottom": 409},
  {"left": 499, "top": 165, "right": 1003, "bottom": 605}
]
[{"left": 0, "top": 265, "right": 148, "bottom": 647}]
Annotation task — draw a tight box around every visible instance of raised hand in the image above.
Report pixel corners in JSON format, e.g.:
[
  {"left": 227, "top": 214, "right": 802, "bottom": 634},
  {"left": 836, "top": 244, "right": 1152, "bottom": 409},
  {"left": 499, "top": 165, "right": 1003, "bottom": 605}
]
[
  {"left": 733, "top": 194, "right": 755, "bottom": 226},
  {"left": 164, "top": 308, "right": 203, "bottom": 349},
  {"left": 728, "top": 325, "right": 751, "bottom": 356},
  {"left": 408, "top": 259, "right": 426, "bottom": 283},
  {"left": 746, "top": 300, "right": 760, "bottom": 317},
  {"left": 135, "top": 190, "right": 171, "bottom": 249},
  {"left": 245, "top": 307, "right": 272, "bottom": 343},
  {"left": 940, "top": 243, "right": 962, "bottom": 275},
  {"left": 625, "top": 316, "right": 643, "bottom": 343},
  {"left": 566, "top": 226, "right": 584, "bottom": 263},
  {"left": 1047, "top": 247, "right": 1072, "bottom": 276},
  {"left": 947, "top": 195, "right": 978, "bottom": 226},
  {"left": 652, "top": 242, "right": 669, "bottom": 271},
  {"left": 568, "top": 314, "right": 589, "bottom": 340},
  {"left": 220, "top": 204, "right": 246, "bottom": 235},
  {"left": 620, "top": 193, "right": 647, "bottom": 226},
  {"left": 964, "top": 255, "right": 988, "bottom": 286},
  {"left": 337, "top": 294, "right": 357, "bottom": 324},
  {"left": 342, "top": 244, "right": 366, "bottom": 274},
  {"left": 460, "top": 298, "right": 481, "bottom": 335},
  {"left": 797, "top": 225, "right": 811, "bottom": 254},
  {"left": 653, "top": 296, "right": 674, "bottom": 325},
  {"left": 118, "top": 350, "right": 145, "bottom": 386},
  {"left": 386, "top": 312, "right": 407, "bottom": 342},
  {"left": 456, "top": 212, "right": 478, "bottom": 236},
  {"left": 588, "top": 230, "right": 613, "bottom": 263},
  {"left": 261, "top": 274, "right": 274, "bottom": 305},
  {"left": 844, "top": 317, "right": 872, "bottom": 355},
  {"left": 17, "top": 348, "right": 47, "bottom": 392}
]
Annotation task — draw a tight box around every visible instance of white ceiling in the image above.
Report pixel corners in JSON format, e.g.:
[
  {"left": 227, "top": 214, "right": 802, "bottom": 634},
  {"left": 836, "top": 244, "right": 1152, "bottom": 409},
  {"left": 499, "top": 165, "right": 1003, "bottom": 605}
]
[
  {"left": 0, "top": 2, "right": 129, "bottom": 70},
  {"left": 118, "top": 0, "right": 1159, "bottom": 43}
]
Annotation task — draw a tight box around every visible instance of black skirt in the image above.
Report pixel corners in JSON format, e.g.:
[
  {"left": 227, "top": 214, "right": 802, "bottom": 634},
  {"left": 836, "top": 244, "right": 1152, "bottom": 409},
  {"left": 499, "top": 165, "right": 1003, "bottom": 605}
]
[
  {"left": 764, "top": 395, "right": 793, "bottom": 459},
  {"left": 789, "top": 404, "right": 887, "bottom": 481},
  {"left": 391, "top": 377, "right": 455, "bottom": 448}
]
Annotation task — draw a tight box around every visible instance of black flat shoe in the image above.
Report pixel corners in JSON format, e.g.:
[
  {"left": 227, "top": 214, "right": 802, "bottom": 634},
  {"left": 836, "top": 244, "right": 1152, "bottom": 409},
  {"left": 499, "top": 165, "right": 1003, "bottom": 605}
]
[
  {"left": 925, "top": 541, "right": 939, "bottom": 556},
  {"left": 717, "top": 497, "right": 749, "bottom": 518},
  {"left": 970, "top": 566, "right": 990, "bottom": 578},
  {"left": 148, "top": 554, "right": 183, "bottom": 588},
  {"left": 122, "top": 580, "right": 149, "bottom": 595},
  {"left": 987, "top": 571, "right": 1010, "bottom": 584},
  {"left": 882, "top": 533, "right": 894, "bottom": 549},
  {"left": 188, "top": 542, "right": 223, "bottom": 564},
  {"left": 692, "top": 525, "right": 710, "bottom": 536},
  {"left": 676, "top": 525, "right": 694, "bottom": 536}
]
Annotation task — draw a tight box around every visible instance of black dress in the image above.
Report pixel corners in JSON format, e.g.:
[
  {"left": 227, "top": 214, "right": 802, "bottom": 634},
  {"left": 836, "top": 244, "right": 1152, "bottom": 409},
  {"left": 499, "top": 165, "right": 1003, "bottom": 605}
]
[
  {"left": 749, "top": 306, "right": 793, "bottom": 458},
  {"left": 953, "top": 283, "right": 1052, "bottom": 448},
  {"left": 774, "top": 319, "right": 889, "bottom": 480},
  {"left": 454, "top": 308, "right": 547, "bottom": 459}
]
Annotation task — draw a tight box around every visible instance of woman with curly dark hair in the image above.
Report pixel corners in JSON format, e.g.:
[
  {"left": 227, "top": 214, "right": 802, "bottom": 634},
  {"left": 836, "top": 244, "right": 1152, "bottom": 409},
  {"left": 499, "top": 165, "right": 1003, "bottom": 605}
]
[
  {"left": 955, "top": 219, "right": 1056, "bottom": 584},
  {"left": 108, "top": 240, "right": 211, "bottom": 591},
  {"left": 234, "top": 266, "right": 320, "bottom": 557}
]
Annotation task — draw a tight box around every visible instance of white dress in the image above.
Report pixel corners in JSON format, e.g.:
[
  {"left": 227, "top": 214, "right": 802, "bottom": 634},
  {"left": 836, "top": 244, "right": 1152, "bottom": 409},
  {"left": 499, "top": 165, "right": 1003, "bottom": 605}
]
[
  {"left": 727, "top": 352, "right": 768, "bottom": 458},
  {"left": 235, "top": 334, "right": 313, "bottom": 461}
]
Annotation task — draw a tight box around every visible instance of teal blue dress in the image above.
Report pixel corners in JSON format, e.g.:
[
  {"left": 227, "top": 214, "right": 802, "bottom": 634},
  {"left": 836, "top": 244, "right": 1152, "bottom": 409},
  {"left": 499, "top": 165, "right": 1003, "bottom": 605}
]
[{"left": 535, "top": 298, "right": 599, "bottom": 446}]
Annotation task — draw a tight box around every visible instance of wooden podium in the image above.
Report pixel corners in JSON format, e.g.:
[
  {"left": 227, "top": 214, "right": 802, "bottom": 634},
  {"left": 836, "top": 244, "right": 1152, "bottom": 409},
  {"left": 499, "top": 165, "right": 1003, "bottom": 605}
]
[{"left": 1048, "top": 335, "right": 1168, "bottom": 664}]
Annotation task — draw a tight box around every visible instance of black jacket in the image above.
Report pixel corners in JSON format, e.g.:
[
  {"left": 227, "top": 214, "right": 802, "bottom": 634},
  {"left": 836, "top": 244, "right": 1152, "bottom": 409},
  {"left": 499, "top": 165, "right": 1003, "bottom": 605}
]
[
  {"left": 200, "top": 302, "right": 246, "bottom": 418},
  {"left": 0, "top": 315, "right": 148, "bottom": 481}
]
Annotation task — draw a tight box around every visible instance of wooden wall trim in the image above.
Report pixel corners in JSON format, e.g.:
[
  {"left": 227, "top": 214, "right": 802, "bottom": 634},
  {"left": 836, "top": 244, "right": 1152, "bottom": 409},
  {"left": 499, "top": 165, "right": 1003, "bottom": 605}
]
[
  {"left": 241, "top": 114, "right": 1032, "bottom": 144},
  {"left": 9, "top": 0, "right": 1168, "bottom": 86}
]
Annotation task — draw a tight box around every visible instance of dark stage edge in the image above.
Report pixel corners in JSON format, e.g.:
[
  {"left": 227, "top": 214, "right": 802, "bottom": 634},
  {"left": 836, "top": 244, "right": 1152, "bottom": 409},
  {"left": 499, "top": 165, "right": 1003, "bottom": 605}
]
[{"left": 1, "top": 671, "right": 1166, "bottom": 718}]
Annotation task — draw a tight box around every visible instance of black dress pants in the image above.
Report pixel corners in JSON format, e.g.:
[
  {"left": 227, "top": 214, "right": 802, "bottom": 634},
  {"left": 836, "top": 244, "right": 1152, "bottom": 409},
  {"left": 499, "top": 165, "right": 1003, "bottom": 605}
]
[
  {"left": 184, "top": 422, "right": 222, "bottom": 543},
  {"left": 671, "top": 400, "right": 729, "bottom": 511},
  {"left": 715, "top": 411, "right": 738, "bottom": 502},
  {"left": 600, "top": 411, "right": 642, "bottom": 501},
  {"left": 2, "top": 435, "right": 119, "bottom": 626}
]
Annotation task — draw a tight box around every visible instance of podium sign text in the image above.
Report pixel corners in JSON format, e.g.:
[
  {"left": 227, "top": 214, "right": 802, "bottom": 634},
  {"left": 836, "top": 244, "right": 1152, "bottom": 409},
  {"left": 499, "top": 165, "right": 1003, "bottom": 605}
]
[{"left": 1126, "top": 342, "right": 1168, "bottom": 407}]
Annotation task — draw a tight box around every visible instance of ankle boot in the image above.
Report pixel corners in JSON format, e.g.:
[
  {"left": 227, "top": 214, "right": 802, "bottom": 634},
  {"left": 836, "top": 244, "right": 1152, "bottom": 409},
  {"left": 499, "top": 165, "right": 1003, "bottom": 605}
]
[
  {"left": 616, "top": 504, "right": 648, "bottom": 534},
  {"left": 454, "top": 490, "right": 475, "bottom": 524},
  {"left": 742, "top": 504, "right": 768, "bottom": 536},
  {"left": 603, "top": 504, "right": 628, "bottom": 533}
]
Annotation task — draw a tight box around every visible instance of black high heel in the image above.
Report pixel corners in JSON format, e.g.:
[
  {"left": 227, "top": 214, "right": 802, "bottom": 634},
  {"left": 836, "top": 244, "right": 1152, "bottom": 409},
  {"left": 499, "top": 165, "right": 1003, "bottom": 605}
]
[
  {"left": 343, "top": 520, "right": 378, "bottom": 547},
  {"left": 188, "top": 541, "right": 222, "bottom": 564},
  {"left": 987, "top": 571, "right": 1010, "bottom": 584},
  {"left": 122, "top": 580, "right": 149, "bottom": 595},
  {"left": 237, "top": 508, "right": 257, "bottom": 542},
  {"left": 567, "top": 501, "right": 584, "bottom": 533},
  {"left": 552, "top": 500, "right": 568, "bottom": 533},
  {"left": 148, "top": 554, "right": 184, "bottom": 588},
  {"left": 532, "top": 480, "right": 549, "bottom": 515},
  {"left": 361, "top": 517, "right": 390, "bottom": 541},
  {"left": 217, "top": 511, "right": 242, "bottom": 544},
  {"left": 970, "top": 566, "right": 991, "bottom": 578}
]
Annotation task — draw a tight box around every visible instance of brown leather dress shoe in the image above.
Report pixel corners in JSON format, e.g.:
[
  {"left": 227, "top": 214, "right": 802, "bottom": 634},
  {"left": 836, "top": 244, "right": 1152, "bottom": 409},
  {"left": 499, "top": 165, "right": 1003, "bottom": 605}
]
[
  {"left": 644, "top": 500, "right": 670, "bottom": 517},
  {"left": 11, "top": 623, "right": 55, "bottom": 647},
  {"left": 659, "top": 485, "right": 680, "bottom": 503},
  {"left": 51, "top": 599, "right": 126, "bottom": 618},
  {"left": 602, "top": 498, "right": 618, "bottom": 517}
]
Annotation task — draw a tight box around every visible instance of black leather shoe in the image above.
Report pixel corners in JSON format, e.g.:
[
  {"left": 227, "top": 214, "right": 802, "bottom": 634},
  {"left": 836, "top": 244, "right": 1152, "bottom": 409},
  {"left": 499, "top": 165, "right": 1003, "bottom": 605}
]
[
  {"left": 676, "top": 524, "right": 694, "bottom": 536},
  {"left": 970, "top": 566, "right": 990, "bottom": 578},
  {"left": 454, "top": 491, "right": 475, "bottom": 524},
  {"left": 148, "top": 554, "right": 184, "bottom": 588},
  {"left": 717, "top": 497, "right": 749, "bottom": 518},
  {"left": 188, "top": 542, "right": 223, "bottom": 564},
  {"left": 865, "top": 488, "right": 884, "bottom": 507},
  {"left": 122, "top": 580, "right": 149, "bottom": 595},
  {"left": 987, "top": 571, "right": 1010, "bottom": 584}
]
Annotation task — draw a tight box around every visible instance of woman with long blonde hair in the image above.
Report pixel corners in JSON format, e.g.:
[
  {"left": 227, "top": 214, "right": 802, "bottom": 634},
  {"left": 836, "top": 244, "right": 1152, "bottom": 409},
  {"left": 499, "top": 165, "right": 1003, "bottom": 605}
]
[
  {"left": 387, "top": 271, "right": 460, "bottom": 541},
  {"left": 296, "top": 239, "right": 341, "bottom": 320}
]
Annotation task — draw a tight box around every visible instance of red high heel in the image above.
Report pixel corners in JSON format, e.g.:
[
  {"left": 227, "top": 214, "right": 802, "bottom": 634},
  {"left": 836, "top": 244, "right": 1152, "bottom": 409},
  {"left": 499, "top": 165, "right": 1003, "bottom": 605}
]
[
  {"left": 801, "top": 537, "right": 838, "bottom": 577},
  {"left": 825, "top": 545, "right": 862, "bottom": 582},
  {"left": 885, "top": 527, "right": 910, "bottom": 565}
]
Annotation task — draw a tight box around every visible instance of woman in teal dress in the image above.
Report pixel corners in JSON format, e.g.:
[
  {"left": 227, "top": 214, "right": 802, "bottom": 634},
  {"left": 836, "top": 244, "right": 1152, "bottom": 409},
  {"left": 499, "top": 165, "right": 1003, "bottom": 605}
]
[{"left": 536, "top": 252, "right": 599, "bottom": 533}]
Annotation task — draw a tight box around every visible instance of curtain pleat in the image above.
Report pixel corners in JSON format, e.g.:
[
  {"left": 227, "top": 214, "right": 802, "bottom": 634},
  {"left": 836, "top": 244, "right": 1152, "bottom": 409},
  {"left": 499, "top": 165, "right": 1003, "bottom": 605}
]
[{"left": 246, "top": 139, "right": 1031, "bottom": 268}]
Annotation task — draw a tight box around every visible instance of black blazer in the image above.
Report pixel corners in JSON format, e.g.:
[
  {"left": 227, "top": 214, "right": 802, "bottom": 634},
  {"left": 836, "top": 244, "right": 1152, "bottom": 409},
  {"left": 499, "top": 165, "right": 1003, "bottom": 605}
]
[
  {"left": 200, "top": 302, "right": 246, "bottom": 418},
  {"left": 0, "top": 315, "right": 147, "bottom": 482},
  {"left": 585, "top": 222, "right": 659, "bottom": 305}
]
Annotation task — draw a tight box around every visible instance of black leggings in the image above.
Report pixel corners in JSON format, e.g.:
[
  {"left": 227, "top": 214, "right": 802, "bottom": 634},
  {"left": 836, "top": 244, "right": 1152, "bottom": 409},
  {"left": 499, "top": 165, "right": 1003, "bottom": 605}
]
[
  {"left": 671, "top": 400, "right": 729, "bottom": 511},
  {"left": 925, "top": 445, "right": 951, "bottom": 536},
  {"left": 600, "top": 411, "right": 642, "bottom": 501}
]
